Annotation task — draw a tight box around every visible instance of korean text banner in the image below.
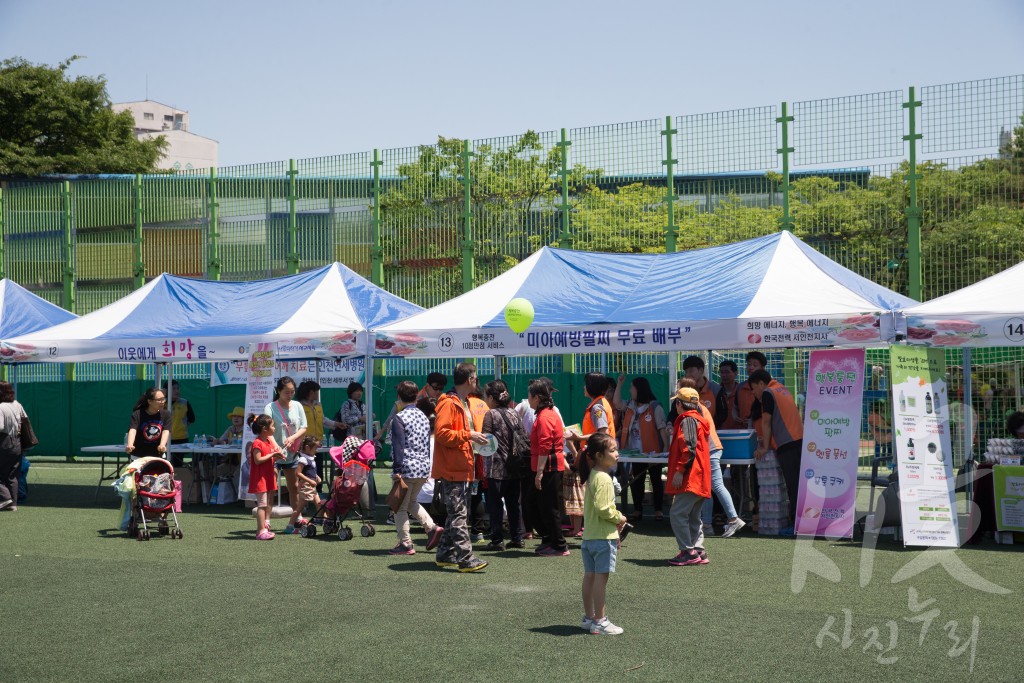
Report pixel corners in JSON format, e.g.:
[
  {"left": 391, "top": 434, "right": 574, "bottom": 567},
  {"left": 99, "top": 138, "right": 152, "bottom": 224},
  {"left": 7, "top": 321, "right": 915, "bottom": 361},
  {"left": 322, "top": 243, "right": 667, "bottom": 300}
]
[
  {"left": 238, "top": 342, "right": 276, "bottom": 501},
  {"left": 795, "top": 348, "right": 865, "bottom": 538},
  {"left": 889, "top": 345, "right": 959, "bottom": 548},
  {"left": 211, "top": 358, "right": 365, "bottom": 388}
]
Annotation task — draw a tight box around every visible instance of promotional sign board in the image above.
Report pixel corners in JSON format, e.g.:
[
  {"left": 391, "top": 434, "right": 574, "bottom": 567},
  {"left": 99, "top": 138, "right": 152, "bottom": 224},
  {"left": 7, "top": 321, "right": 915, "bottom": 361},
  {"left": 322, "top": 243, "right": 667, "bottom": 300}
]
[
  {"left": 889, "top": 345, "right": 959, "bottom": 547},
  {"left": 211, "top": 357, "right": 366, "bottom": 388},
  {"left": 237, "top": 343, "right": 277, "bottom": 501},
  {"left": 993, "top": 465, "right": 1024, "bottom": 532},
  {"left": 795, "top": 348, "right": 865, "bottom": 538}
]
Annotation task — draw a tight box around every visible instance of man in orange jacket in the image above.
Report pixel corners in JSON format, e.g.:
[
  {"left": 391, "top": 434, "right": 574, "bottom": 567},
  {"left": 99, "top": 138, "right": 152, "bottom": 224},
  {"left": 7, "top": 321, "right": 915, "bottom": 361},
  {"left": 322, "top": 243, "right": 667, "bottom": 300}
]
[{"left": 432, "top": 363, "right": 490, "bottom": 572}]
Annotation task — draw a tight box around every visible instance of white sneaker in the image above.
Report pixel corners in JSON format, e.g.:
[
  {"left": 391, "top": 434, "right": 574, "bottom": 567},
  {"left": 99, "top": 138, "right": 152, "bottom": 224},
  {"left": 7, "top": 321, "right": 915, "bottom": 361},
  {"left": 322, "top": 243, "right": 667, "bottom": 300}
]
[
  {"left": 722, "top": 518, "right": 746, "bottom": 538},
  {"left": 581, "top": 615, "right": 594, "bottom": 631},
  {"left": 590, "top": 617, "right": 624, "bottom": 635}
]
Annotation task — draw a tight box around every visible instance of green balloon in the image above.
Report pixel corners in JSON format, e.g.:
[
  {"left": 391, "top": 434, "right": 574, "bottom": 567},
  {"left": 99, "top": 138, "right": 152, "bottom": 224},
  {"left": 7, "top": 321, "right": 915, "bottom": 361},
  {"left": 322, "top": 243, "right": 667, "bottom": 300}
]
[{"left": 504, "top": 298, "right": 535, "bottom": 334}]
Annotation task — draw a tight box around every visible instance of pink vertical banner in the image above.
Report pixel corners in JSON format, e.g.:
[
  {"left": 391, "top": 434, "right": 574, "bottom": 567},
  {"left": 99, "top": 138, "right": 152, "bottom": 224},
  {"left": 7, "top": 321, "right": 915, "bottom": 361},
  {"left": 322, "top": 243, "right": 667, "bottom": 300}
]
[
  {"left": 795, "top": 348, "right": 865, "bottom": 538},
  {"left": 237, "top": 342, "right": 277, "bottom": 501}
]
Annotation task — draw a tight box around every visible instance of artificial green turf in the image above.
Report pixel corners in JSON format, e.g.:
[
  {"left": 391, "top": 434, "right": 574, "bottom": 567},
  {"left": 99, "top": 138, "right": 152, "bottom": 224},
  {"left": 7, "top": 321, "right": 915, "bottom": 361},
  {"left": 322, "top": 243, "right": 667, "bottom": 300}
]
[{"left": 3, "top": 465, "right": 1021, "bottom": 682}]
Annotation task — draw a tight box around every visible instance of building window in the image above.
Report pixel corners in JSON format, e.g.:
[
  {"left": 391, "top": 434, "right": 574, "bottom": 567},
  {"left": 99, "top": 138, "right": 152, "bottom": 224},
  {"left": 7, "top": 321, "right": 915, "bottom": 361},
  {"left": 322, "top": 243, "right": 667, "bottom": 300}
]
[
  {"left": 143, "top": 112, "right": 154, "bottom": 120},
  {"left": 164, "top": 114, "right": 174, "bottom": 121}
]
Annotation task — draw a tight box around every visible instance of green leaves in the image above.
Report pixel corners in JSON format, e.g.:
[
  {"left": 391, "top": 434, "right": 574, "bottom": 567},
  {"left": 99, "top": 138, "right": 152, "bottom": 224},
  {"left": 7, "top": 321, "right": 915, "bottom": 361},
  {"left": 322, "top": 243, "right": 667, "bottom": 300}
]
[{"left": 0, "top": 56, "right": 166, "bottom": 175}]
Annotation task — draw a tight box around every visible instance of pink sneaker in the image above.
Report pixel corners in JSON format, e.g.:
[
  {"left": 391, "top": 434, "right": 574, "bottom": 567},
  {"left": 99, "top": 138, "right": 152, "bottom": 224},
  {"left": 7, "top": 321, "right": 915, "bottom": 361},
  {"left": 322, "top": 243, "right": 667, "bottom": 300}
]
[
  {"left": 668, "top": 550, "right": 702, "bottom": 566},
  {"left": 425, "top": 526, "right": 444, "bottom": 551},
  {"left": 388, "top": 544, "right": 416, "bottom": 555},
  {"left": 256, "top": 530, "right": 276, "bottom": 541}
]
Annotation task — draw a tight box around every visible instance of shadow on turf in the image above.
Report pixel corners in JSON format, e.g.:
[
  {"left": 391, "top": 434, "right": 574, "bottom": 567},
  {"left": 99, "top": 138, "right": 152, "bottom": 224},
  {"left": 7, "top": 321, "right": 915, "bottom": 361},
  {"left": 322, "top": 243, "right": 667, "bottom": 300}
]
[{"left": 528, "top": 625, "right": 589, "bottom": 637}]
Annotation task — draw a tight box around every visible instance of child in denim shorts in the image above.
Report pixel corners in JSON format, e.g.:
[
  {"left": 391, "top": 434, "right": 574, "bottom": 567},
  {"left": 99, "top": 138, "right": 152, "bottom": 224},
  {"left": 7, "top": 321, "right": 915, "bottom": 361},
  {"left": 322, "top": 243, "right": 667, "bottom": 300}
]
[{"left": 580, "top": 433, "right": 627, "bottom": 635}]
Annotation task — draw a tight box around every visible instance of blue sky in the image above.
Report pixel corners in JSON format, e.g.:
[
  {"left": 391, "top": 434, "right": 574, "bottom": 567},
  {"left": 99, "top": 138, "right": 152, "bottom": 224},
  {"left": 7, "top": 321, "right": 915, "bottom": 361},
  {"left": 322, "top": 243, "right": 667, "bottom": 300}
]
[{"left": 2, "top": 0, "right": 1023, "bottom": 167}]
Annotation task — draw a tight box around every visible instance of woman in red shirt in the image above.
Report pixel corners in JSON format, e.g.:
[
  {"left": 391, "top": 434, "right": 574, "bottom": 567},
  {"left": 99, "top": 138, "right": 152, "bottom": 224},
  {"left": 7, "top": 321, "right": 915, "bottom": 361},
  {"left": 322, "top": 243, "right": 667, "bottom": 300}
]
[{"left": 527, "top": 379, "right": 569, "bottom": 556}]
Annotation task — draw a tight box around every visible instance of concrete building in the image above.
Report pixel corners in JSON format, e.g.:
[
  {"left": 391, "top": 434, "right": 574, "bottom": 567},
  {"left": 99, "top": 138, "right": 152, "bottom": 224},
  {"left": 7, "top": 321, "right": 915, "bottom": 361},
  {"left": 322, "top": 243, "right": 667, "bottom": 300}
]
[{"left": 111, "top": 100, "right": 218, "bottom": 171}]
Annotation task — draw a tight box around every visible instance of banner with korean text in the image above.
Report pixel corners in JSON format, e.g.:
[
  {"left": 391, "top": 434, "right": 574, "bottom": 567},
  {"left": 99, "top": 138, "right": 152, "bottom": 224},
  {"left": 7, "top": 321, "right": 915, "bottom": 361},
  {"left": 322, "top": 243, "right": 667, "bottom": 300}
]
[
  {"left": 210, "top": 357, "right": 366, "bottom": 388},
  {"left": 795, "top": 348, "right": 865, "bottom": 538},
  {"left": 237, "top": 342, "right": 277, "bottom": 501},
  {"left": 890, "top": 344, "right": 959, "bottom": 547}
]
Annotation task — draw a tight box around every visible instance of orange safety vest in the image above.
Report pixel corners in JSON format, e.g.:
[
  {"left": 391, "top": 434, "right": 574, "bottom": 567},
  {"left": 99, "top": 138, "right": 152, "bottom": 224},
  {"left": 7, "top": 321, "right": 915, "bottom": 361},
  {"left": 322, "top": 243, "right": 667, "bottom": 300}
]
[
  {"left": 619, "top": 402, "right": 664, "bottom": 453},
  {"left": 582, "top": 396, "right": 616, "bottom": 439},
  {"left": 468, "top": 396, "right": 489, "bottom": 480},
  {"left": 698, "top": 402, "right": 723, "bottom": 452},
  {"left": 738, "top": 381, "right": 762, "bottom": 440},
  {"left": 761, "top": 380, "right": 803, "bottom": 449},
  {"left": 665, "top": 409, "right": 711, "bottom": 498},
  {"left": 697, "top": 378, "right": 719, "bottom": 412}
]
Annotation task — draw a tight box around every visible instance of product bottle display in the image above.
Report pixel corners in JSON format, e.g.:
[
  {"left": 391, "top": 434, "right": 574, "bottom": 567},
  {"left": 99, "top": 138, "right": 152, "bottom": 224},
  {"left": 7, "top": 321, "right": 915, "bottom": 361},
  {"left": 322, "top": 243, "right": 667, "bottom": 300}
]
[
  {"left": 925, "top": 392, "right": 933, "bottom": 414},
  {"left": 899, "top": 390, "right": 906, "bottom": 412}
]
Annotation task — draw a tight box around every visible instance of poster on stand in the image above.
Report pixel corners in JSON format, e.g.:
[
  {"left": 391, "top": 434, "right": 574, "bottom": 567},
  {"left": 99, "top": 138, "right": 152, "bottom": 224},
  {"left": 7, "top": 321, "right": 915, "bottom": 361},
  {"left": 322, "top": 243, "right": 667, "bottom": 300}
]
[
  {"left": 795, "top": 348, "right": 865, "bottom": 538},
  {"left": 211, "top": 357, "right": 365, "bottom": 388},
  {"left": 237, "top": 342, "right": 277, "bottom": 501},
  {"left": 889, "top": 344, "right": 958, "bottom": 547},
  {"left": 992, "top": 465, "right": 1024, "bottom": 532}
]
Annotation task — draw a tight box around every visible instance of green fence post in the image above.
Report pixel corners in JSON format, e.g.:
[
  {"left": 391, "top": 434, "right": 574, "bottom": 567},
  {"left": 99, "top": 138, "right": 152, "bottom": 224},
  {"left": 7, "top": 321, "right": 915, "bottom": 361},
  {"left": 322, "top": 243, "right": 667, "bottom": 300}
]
[
  {"left": 61, "top": 181, "right": 75, "bottom": 312},
  {"left": 461, "top": 140, "right": 475, "bottom": 293},
  {"left": 903, "top": 86, "right": 923, "bottom": 300},
  {"left": 777, "top": 102, "right": 795, "bottom": 232},
  {"left": 370, "top": 148, "right": 384, "bottom": 286},
  {"left": 207, "top": 168, "right": 221, "bottom": 281},
  {"left": 0, "top": 186, "right": 5, "bottom": 280},
  {"left": 557, "top": 128, "right": 573, "bottom": 249},
  {"left": 287, "top": 158, "right": 299, "bottom": 275},
  {"left": 662, "top": 115, "right": 679, "bottom": 253},
  {"left": 61, "top": 180, "right": 75, "bottom": 382},
  {"left": 133, "top": 174, "right": 145, "bottom": 290}
]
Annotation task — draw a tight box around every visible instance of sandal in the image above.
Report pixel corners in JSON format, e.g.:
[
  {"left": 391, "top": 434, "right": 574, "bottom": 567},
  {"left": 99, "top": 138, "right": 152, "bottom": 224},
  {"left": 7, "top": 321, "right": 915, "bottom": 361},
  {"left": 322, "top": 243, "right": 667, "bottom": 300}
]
[
  {"left": 629, "top": 512, "right": 643, "bottom": 523},
  {"left": 654, "top": 512, "right": 665, "bottom": 522}
]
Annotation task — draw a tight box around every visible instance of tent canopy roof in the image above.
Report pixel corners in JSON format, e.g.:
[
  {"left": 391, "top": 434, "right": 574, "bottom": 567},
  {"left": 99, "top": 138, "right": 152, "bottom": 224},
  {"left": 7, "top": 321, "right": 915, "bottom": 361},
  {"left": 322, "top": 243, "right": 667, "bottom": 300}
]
[
  {"left": 0, "top": 279, "right": 77, "bottom": 340},
  {"left": 3, "top": 264, "right": 422, "bottom": 363}
]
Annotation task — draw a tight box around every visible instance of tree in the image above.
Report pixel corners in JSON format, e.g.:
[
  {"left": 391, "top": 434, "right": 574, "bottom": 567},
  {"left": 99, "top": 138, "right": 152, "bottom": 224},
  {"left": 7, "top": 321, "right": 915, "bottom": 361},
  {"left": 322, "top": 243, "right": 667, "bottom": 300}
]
[
  {"left": 379, "top": 131, "right": 599, "bottom": 305},
  {"left": 0, "top": 56, "right": 166, "bottom": 175}
]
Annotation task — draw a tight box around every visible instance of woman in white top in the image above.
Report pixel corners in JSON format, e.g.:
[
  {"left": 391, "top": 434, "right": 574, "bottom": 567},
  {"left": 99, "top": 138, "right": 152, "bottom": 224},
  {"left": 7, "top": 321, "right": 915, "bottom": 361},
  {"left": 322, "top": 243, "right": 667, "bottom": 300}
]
[{"left": 263, "top": 376, "right": 307, "bottom": 525}]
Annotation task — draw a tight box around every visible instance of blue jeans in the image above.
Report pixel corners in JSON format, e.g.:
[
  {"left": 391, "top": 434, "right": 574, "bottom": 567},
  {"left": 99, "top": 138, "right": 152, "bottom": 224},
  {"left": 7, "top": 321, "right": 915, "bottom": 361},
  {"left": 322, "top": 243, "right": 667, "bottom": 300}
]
[{"left": 702, "top": 449, "right": 738, "bottom": 523}]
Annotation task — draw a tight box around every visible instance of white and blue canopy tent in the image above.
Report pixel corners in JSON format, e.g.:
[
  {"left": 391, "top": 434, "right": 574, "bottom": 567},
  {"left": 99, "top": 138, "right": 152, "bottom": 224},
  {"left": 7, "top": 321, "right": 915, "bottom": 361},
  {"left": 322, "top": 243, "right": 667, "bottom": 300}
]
[
  {"left": 2, "top": 264, "right": 423, "bottom": 438},
  {"left": 0, "top": 278, "right": 79, "bottom": 386},
  {"left": 2, "top": 263, "right": 421, "bottom": 364},
  {"left": 900, "top": 258, "right": 1024, "bottom": 462},
  {"left": 374, "top": 232, "right": 915, "bottom": 365},
  {"left": 0, "top": 278, "right": 78, "bottom": 342}
]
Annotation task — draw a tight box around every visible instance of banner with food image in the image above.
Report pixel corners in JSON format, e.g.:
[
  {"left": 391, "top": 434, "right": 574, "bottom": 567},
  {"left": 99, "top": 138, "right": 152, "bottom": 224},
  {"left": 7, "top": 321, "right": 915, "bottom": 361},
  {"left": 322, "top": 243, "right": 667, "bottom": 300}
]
[
  {"left": 905, "top": 316, "right": 1024, "bottom": 347},
  {"left": 889, "top": 344, "right": 959, "bottom": 547},
  {"left": 795, "top": 348, "right": 866, "bottom": 538}
]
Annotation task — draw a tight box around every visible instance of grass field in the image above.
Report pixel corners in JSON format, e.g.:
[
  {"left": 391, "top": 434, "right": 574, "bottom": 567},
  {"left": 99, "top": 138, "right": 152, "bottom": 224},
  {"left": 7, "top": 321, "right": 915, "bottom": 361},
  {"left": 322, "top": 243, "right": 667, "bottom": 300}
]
[{"left": 4, "top": 463, "right": 1021, "bottom": 683}]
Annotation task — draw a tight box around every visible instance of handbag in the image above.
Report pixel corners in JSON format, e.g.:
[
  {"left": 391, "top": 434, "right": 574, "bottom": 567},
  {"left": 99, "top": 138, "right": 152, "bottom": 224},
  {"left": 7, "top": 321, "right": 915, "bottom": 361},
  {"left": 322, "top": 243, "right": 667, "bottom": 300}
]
[
  {"left": 497, "top": 409, "right": 532, "bottom": 478},
  {"left": 385, "top": 476, "right": 409, "bottom": 513},
  {"left": 20, "top": 414, "right": 39, "bottom": 451}
]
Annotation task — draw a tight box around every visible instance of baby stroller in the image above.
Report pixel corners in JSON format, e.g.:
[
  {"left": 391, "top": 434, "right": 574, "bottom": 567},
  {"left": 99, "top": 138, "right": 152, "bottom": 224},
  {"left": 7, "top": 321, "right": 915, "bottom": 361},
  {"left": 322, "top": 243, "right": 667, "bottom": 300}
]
[
  {"left": 301, "top": 437, "right": 376, "bottom": 540},
  {"left": 126, "top": 457, "right": 183, "bottom": 541}
]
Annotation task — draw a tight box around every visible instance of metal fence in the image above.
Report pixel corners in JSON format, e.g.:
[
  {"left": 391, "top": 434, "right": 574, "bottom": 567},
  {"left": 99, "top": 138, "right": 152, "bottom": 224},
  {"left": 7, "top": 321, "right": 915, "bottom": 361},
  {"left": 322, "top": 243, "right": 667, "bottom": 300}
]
[{"left": 1, "top": 74, "right": 1023, "bottom": 391}]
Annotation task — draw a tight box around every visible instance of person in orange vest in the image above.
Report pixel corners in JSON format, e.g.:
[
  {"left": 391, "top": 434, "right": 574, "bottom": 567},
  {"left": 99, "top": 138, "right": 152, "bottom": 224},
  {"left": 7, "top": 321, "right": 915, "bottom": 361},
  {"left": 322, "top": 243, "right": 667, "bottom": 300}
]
[
  {"left": 613, "top": 375, "right": 669, "bottom": 522},
  {"left": 467, "top": 387, "right": 490, "bottom": 542},
  {"left": 682, "top": 356, "right": 720, "bottom": 413},
  {"left": 678, "top": 377, "right": 745, "bottom": 538},
  {"left": 565, "top": 373, "right": 616, "bottom": 538},
  {"left": 666, "top": 387, "right": 712, "bottom": 566},
  {"left": 750, "top": 369, "right": 804, "bottom": 536},
  {"left": 432, "top": 362, "right": 489, "bottom": 572}
]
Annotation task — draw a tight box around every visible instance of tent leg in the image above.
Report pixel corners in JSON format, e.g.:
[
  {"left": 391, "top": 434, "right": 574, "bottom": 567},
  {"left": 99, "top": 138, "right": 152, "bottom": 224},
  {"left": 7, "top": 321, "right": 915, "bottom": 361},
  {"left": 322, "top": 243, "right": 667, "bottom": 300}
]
[
  {"left": 364, "top": 356, "right": 374, "bottom": 440},
  {"left": 668, "top": 352, "right": 678, "bottom": 392},
  {"left": 963, "top": 348, "right": 973, "bottom": 502}
]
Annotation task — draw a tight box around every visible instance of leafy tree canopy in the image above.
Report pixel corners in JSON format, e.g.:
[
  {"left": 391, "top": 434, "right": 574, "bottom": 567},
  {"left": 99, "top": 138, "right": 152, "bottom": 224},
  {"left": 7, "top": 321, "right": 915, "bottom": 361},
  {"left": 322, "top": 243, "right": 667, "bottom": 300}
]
[{"left": 0, "top": 56, "right": 166, "bottom": 175}]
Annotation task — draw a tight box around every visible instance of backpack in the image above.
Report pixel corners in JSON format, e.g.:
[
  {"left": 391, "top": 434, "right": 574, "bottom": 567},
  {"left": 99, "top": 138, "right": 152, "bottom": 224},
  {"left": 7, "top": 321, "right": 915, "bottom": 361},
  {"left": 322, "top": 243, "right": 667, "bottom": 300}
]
[{"left": 497, "top": 409, "right": 532, "bottom": 478}]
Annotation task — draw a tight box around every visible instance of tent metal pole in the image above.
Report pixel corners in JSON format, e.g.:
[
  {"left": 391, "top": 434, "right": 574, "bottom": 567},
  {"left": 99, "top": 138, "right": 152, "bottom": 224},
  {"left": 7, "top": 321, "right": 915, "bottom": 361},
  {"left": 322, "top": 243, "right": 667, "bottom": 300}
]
[
  {"left": 495, "top": 355, "right": 503, "bottom": 380},
  {"left": 364, "top": 355, "right": 374, "bottom": 440},
  {"left": 668, "top": 352, "right": 678, "bottom": 395},
  {"left": 963, "top": 348, "right": 974, "bottom": 503}
]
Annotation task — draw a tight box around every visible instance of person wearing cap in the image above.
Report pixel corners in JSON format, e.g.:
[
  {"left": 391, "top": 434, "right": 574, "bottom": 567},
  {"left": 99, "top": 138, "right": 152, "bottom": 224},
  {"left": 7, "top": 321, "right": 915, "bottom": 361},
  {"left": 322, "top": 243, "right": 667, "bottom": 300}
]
[
  {"left": 665, "top": 387, "right": 712, "bottom": 566},
  {"left": 215, "top": 407, "right": 246, "bottom": 445}
]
